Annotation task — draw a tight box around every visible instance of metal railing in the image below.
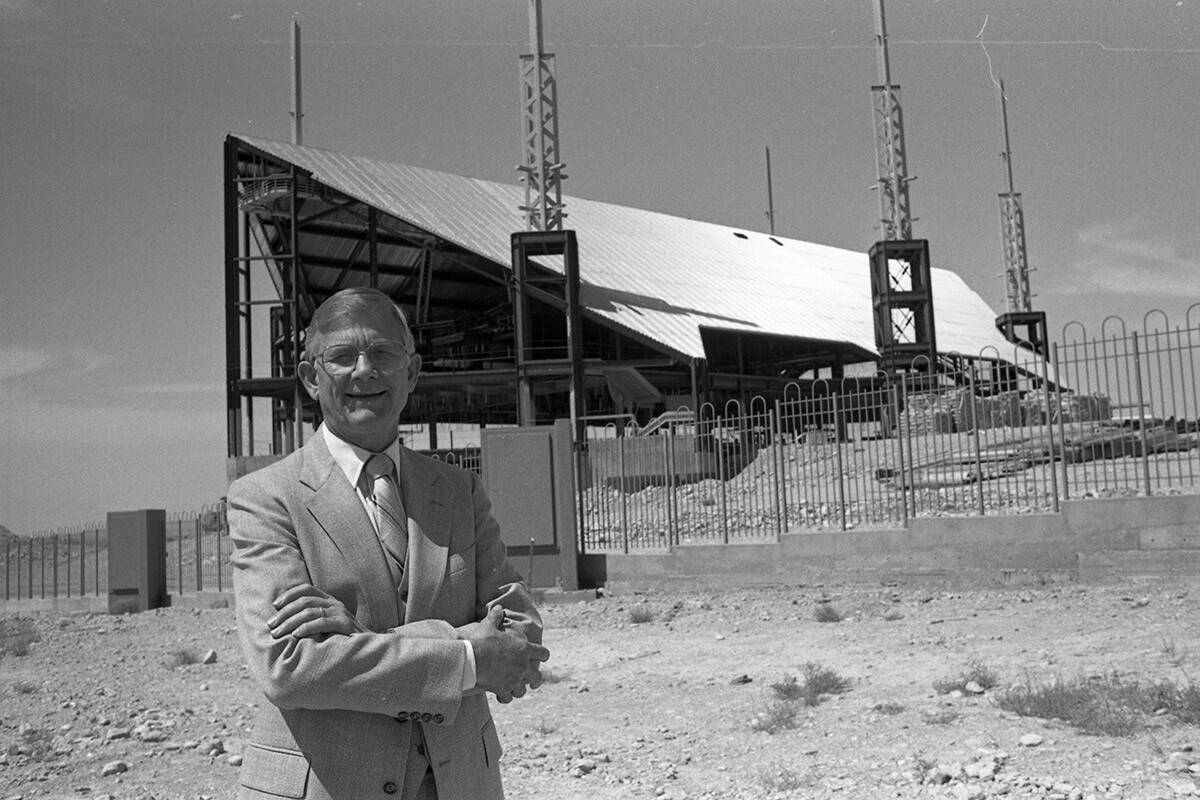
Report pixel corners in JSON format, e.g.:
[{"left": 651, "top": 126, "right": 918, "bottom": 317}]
[
  {"left": 165, "top": 504, "right": 231, "bottom": 595},
  {"left": 579, "top": 307, "right": 1200, "bottom": 552}
]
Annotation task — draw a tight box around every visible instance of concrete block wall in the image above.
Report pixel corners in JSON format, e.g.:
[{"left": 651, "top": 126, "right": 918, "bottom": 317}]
[{"left": 601, "top": 494, "right": 1200, "bottom": 591}]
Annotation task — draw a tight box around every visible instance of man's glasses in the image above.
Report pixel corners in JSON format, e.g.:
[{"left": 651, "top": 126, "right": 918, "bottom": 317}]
[{"left": 316, "top": 342, "right": 411, "bottom": 376}]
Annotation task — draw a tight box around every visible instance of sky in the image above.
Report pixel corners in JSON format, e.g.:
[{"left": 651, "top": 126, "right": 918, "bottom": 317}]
[{"left": 2, "top": 0, "right": 1198, "bottom": 535}]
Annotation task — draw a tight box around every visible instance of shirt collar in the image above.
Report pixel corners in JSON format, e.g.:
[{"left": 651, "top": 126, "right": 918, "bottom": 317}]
[{"left": 320, "top": 424, "right": 402, "bottom": 490}]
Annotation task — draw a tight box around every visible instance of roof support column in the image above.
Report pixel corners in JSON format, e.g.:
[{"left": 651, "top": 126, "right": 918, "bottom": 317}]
[{"left": 224, "top": 136, "right": 243, "bottom": 458}]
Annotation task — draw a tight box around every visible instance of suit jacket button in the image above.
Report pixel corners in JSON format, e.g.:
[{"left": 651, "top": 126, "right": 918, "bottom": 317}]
[
  {"left": 433, "top": 714, "right": 444, "bottom": 724},
  {"left": 383, "top": 781, "right": 398, "bottom": 794},
  {"left": 421, "top": 712, "right": 433, "bottom": 723},
  {"left": 396, "top": 712, "right": 409, "bottom": 723}
]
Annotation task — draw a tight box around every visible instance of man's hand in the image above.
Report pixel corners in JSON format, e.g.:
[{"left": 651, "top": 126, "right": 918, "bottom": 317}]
[
  {"left": 267, "top": 583, "right": 364, "bottom": 639},
  {"left": 460, "top": 606, "right": 549, "bottom": 702}
]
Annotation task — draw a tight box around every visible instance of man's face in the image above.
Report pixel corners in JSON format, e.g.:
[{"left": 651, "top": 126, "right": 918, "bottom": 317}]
[{"left": 298, "top": 305, "right": 422, "bottom": 452}]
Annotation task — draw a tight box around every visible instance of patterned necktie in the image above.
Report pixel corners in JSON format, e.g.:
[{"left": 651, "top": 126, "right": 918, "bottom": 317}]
[{"left": 364, "top": 453, "right": 408, "bottom": 589}]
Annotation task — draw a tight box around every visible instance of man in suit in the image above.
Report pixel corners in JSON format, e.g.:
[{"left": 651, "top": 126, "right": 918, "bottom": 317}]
[{"left": 229, "top": 287, "right": 549, "bottom": 800}]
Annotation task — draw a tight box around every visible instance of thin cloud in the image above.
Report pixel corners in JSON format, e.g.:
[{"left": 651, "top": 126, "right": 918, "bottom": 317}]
[
  {"left": 0, "top": 344, "right": 111, "bottom": 383},
  {"left": 1049, "top": 222, "right": 1200, "bottom": 298}
]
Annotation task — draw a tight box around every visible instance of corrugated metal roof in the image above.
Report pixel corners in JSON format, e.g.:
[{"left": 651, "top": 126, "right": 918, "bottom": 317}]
[{"left": 234, "top": 134, "right": 1031, "bottom": 364}]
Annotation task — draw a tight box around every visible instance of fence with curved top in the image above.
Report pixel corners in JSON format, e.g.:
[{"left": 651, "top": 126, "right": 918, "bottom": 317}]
[{"left": 578, "top": 307, "right": 1200, "bottom": 552}]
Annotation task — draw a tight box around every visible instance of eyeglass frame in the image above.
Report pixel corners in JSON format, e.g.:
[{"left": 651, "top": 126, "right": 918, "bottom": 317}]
[{"left": 310, "top": 340, "right": 415, "bottom": 376}]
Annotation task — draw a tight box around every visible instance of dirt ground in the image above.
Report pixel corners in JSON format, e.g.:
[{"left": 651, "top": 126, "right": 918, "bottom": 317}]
[{"left": 4, "top": 575, "right": 1200, "bottom": 800}]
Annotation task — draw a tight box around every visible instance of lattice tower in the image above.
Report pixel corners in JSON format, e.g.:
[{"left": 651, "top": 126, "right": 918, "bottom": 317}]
[
  {"left": 997, "top": 79, "right": 1033, "bottom": 313},
  {"left": 871, "top": 0, "right": 914, "bottom": 242},
  {"left": 518, "top": 0, "right": 566, "bottom": 231}
]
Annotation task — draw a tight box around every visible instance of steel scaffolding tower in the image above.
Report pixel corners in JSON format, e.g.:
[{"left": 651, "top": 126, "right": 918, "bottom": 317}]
[
  {"left": 867, "top": 0, "right": 937, "bottom": 373},
  {"left": 517, "top": 0, "right": 567, "bottom": 231},
  {"left": 993, "top": 79, "right": 1047, "bottom": 354}
]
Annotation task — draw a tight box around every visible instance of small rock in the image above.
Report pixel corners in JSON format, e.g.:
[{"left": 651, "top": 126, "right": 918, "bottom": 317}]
[
  {"left": 104, "top": 728, "right": 131, "bottom": 741},
  {"left": 100, "top": 760, "right": 128, "bottom": 777},
  {"left": 1018, "top": 733, "right": 1044, "bottom": 747},
  {"left": 202, "top": 649, "right": 218, "bottom": 664},
  {"left": 227, "top": 754, "right": 244, "bottom": 767},
  {"left": 964, "top": 680, "right": 986, "bottom": 694},
  {"left": 729, "top": 674, "right": 752, "bottom": 685}
]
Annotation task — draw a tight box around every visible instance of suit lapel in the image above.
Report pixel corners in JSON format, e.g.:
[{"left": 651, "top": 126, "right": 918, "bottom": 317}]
[
  {"left": 300, "top": 435, "right": 402, "bottom": 630},
  {"left": 396, "top": 448, "right": 450, "bottom": 623}
]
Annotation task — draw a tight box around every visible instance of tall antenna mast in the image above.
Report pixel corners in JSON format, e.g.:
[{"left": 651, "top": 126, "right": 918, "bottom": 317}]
[
  {"left": 997, "top": 78, "right": 1032, "bottom": 313},
  {"left": 517, "top": 0, "right": 566, "bottom": 231},
  {"left": 765, "top": 146, "right": 776, "bottom": 235},
  {"left": 290, "top": 18, "right": 303, "bottom": 145},
  {"left": 871, "top": 0, "right": 913, "bottom": 240}
]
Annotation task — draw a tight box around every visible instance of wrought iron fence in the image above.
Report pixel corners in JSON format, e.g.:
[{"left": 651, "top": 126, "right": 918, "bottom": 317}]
[
  {"left": 579, "top": 307, "right": 1200, "bottom": 552},
  {"left": 165, "top": 504, "right": 231, "bottom": 595}
]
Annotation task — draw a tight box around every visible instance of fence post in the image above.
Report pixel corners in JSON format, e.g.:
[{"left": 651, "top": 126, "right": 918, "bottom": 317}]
[
  {"left": 94, "top": 527, "right": 101, "bottom": 597},
  {"left": 1041, "top": 346, "right": 1061, "bottom": 513},
  {"left": 4, "top": 539, "right": 9, "bottom": 600},
  {"left": 618, "top": 436, "right": 629, "bottom": 553},
  {"left": 1131, "top": 331, "right": 1152, "bottom": 495},
  {"left": 1053, "top": 343, "right": 1071, "bottom": 501},
  {"left": 717, "top": 437, "right": 729, "bottom": 544},
  {"left": 52, "top": 534, "right": 59, "bottom": 599},
  {"left": 215, "top": 510, "right": 223, "bottom": 593},
  {"left": 966, "top": 368, "right": 986, "bottom": 515},
  {"left": 771, "top": 404, "right": 784, "bottom": 539},
  {"left": 832, "top": 392, "right": 847, "bottom": 531},
  {"left": 195, "top": 515, "right": 204, "bottom": 593},
  {"left": 891, "top": 382, "right": 909, "bottom": 527}
]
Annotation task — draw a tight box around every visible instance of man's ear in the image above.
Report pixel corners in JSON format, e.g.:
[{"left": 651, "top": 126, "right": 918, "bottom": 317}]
[
  {"left": 407, "top": 353, "right": 422, "bottom": 386},
  {"left": 297, "top": 360, "right": 320, "bottom": 400}
]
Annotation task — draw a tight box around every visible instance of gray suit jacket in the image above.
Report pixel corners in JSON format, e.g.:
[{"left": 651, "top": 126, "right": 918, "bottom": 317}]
[{"left": 228, "top": 433, "right": 539, "bottom": 799}]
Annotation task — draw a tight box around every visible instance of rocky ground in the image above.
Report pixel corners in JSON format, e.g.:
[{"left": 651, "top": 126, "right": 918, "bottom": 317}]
[{"left": 4, "top": 575, "right": 1200, "bottom": 800}]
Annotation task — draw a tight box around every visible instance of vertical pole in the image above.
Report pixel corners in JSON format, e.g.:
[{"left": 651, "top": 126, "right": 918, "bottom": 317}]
[
  {"left": 194, "top": 516, "right": 204, "bottom": 593},
  {"left": 4, "top": 539, "right": 9, "bottom": 601},
  {"left": 289, "top": 168, "right": 303, "bottom": 452},
  {"left": 224, "top": 137, "right": 244, "bottom": 458},
  {"left": 368, "top": 207, "right": 379, "bottom": 289},
  {"left": 765, "top": 146, "right": 776, "bottom": 235},
  {"left": 94, "top": 528, "right": 101, "bottom": 596},
  {"left": 1040, "top": 347, "right": 1060, "bottom": 512},
  {"left": 215, "top": 511, "right": 224, "bottom": 593},
  {"left": 717, "top": 438, "right": 729, "bottom": 544},
  {"left": 664, "top": 430, "right": 677, "bottom": 547},
  {"left": 291, "top": 18, "right": 303, "bottom": 145},
  {"left": 1053, "top": 343, "right": 1069, "bottom": 501},
  {"left": 967, "top": 368, "right": 986, "bottom": 515},
  {"left": 242, "top": 214, "right": 255, "bottom": 456},
  {"left": 891, "top": 382, "right": 908, "bottom": 526},
  {"left": 777, "top": 407, "right": 787, "bottom": 537},
  {"left": 1132, "top": 332, "right": 1152, "bottom": 495},
  {"left": 52, "top": 534, "right": 59, "bottom": 599},
  {"left": 619, "top": 436, "right": 629, "bottom": 554},
  {"left": 832, "top": 393, "right": 847, "bottom": 531},
  {"left": 39, "top": 537, "right": 45, "bottom": 599}
]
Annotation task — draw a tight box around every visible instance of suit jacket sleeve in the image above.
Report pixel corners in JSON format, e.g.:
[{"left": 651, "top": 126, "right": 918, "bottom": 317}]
[{"left": 229, "top": 469, "right": 468, "bottom": 723}]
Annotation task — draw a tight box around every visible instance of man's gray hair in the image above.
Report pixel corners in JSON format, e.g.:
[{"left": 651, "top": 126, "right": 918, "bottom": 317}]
[{"left": 302, "top": 287, "right": 415, "bottom": 361}]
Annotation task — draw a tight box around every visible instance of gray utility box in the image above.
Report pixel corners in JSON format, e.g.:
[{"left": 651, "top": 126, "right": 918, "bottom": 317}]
[{"left": 106, "top": 509, "right": 166, "bottom": 614}]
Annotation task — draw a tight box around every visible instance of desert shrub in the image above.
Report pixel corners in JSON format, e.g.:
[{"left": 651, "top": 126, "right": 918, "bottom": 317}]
[
  {"left": 627, "top": 605, "right": 656, "bottom": 624},
  {"left": 749, "top": 698, "right": 799, "bottom": 734},
  {"left": 933, "top": 658, "right": 1000, "bottom": 695},
  {"left": 769, "top": 663, "right": 851, "bottom": 710},
  {"left": 0, "top": 618, "right": 40, "bottom": 659},
  {"left": 813, "top": 603, "right": 843, "bottom": 623},
  {"left": 993, "top": 672, "right": 1200, "bottom": 736},
  {"left": 759, "top": 762, "right": 808, "bottom": 792},
  {"left": 873, "top": 701, "right": 905, "bottom": 715},
  {"left": 12, "top": 680, "right": 39, "bottom": 695},
  {"left": 799, "top": 662, "right": 851, "bottom": 705}
]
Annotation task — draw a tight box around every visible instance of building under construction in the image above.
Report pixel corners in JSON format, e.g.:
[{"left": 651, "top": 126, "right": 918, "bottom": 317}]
[{"left": 223, "top": 133, "right": 1038, "bottom": 461}]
